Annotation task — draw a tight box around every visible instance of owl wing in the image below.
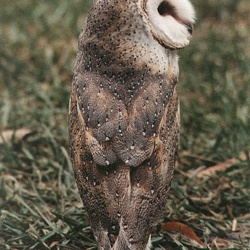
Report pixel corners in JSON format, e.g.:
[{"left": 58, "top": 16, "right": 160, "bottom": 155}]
[
  {"left": 70, "top": 70, "right": 179, "bottom": 169},
  {"left": 69, "top": 69, "right": 180, "bottom": 248}
]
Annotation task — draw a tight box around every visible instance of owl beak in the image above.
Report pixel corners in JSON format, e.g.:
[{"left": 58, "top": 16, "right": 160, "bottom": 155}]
[
  {"left": 181, "top": 20, "right": 193, "bottom": 36},
  {"left": 187, "top": 23, "right": 194, "bottom": 35}
]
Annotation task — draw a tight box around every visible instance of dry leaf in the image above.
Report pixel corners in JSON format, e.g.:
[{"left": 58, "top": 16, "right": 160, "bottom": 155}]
[
  {"left": 196, "top": 158, "right": 238, "bottom": 178},
  {"left": 161, "top": 221, "right": 206, "bottom": 247},
  {"left": 196, "top": 151, "right": 249, "bottom": 178},
  {"left": 0, "top": 128, "right": 32, "bottom": 144},
  {"left": 232, "top": 219, "right": 237, "bottom": 232}
]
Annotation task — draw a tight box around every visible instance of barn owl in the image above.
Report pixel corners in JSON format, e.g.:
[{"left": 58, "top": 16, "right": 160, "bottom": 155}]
[{"left": 68, "top": 0, "right": 195, "bottom": 249}]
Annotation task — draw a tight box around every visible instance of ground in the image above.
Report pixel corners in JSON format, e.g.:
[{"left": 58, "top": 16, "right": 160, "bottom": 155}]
[{"left": 0, "top": 0, "right": 249, "bottom": 249}]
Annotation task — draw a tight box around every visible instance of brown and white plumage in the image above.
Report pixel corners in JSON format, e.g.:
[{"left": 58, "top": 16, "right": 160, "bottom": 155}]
[{"left": 68, "top": 0, "right": 195, "bottom": 249}]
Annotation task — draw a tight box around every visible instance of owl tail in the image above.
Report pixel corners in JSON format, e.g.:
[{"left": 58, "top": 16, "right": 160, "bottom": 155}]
[{"left": 112, "top": 222, "right": 151, "bottom": 250}]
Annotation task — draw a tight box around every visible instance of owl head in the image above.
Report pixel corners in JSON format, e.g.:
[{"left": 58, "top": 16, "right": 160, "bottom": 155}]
[
  {"left": 142, "top": 0, "right": 195, "bottom": 49},
  {"left": 85, "top": 0, "right": 195, "bottom": 50}
]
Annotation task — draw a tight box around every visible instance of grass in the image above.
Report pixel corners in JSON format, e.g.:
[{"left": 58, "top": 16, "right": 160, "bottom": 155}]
[{"left": 0, "top": 0, "right": 249, "bottom": 249}]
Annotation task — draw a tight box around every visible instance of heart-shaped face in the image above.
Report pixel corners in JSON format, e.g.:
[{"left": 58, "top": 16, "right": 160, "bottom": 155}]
[{"left": 142, "top": 0, "right": 195, "bottom": 49}]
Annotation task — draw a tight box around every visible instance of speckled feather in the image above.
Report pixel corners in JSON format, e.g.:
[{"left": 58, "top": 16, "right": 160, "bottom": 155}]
[{"left": 69, "top": 0, "right": 194, "bottom": 249}]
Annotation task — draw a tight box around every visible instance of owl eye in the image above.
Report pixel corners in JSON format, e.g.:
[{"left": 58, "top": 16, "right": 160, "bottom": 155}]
[{"left": 157, "top": 1, "right": 175, "bottom": 16}]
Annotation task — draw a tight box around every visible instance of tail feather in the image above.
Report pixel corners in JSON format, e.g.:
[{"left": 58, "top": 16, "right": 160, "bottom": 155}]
[{"left": 111, "top": 220, "right": 151, "bottom": 250}]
